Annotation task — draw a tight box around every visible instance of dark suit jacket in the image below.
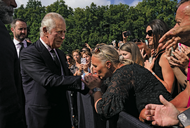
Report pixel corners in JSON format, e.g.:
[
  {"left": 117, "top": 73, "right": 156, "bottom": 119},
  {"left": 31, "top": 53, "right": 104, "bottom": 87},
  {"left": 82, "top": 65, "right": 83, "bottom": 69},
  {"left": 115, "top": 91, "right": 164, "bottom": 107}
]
[
  {"left": 20, "top": 39, "right": 86, "bottom": 128},
  {"left": 0, "top": 20, "right": 25, "bottom": 128}
]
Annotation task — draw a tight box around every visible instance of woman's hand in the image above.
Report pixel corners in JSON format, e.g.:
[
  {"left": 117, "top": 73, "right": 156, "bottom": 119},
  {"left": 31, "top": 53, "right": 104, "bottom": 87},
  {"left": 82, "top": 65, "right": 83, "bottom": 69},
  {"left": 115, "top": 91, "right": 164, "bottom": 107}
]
[
  {"left": 122, "top": 31, "right": 128, "bottom": 43},
  {"left": 166, "top": 46, "right": 189, "bottom": 69},
  {"left": 82, "top": 74, "right": 102, "bottom": 90},
  {"left": 83, "top": 64, "right": 89, "bottom": 72},
  {"left": 78, "top": 64, "right": 83, "bottom": 71},
  {"left": 144, "top": 58, "right": 156, "bottom": 72},
  {"left": 181, "top": 44, "right": 190, "bottom": 57},
  {"left": 140, "top": 48, "right": 147, "bottom": 59},
  {"left": 151, "top": 49, "right": 155, "bottom": 57}
]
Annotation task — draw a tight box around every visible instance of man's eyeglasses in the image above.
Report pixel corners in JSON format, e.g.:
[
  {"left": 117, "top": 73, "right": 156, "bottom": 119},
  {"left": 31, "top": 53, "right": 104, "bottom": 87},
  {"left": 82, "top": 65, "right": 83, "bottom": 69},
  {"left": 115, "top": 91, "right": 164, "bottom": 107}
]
[{"left": 146, "top": 30, "right": 153, "bottom": 36}]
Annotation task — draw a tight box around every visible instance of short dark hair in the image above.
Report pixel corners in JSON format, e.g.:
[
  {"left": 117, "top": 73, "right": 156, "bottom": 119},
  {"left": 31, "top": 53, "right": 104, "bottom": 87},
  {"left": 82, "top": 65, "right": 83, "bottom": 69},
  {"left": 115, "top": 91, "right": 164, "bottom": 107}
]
[
  {"left": 177, "top": 0, "right": 190, "bottom": 8},
  {"left": 11, "top": 18, "right": 26, "bottom": 28}
]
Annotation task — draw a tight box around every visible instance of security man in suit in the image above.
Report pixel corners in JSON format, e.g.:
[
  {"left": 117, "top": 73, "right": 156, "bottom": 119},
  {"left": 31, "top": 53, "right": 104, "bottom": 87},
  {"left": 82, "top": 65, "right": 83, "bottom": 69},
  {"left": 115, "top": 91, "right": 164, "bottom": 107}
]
[
  {"left": 20, "top": 12, "right": 88, "bottom": 128},
  {"left": 11, "top": 18, "right": 30, "bottom": 57}
]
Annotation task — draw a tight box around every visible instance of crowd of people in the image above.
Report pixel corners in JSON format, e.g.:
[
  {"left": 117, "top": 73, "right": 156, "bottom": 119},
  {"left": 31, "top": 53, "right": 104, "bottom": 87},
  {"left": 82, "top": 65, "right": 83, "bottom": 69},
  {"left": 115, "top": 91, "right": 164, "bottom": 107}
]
[{"left": 1, "top": 0, "right": 190, "bottom": 128}]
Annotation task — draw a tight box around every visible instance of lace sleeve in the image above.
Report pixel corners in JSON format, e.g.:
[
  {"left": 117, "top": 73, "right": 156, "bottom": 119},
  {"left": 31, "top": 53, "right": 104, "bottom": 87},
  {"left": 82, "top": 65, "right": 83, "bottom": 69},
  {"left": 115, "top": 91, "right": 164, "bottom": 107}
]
[{"left": 96, "top": 67, "right": 134, "bottom": 119}]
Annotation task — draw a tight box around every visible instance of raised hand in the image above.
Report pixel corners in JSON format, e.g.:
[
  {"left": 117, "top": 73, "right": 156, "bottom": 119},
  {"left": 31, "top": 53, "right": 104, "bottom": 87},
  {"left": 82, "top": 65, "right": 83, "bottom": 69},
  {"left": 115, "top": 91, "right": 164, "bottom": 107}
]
[
  {"left": 159, "top": 25, "right": 190, "bottom": 49},
  {"left": 165, "top": 46, "right": 189, "bottom": 69},
  {"left": 140, "top": 48, "right": 147, "bottom": 59}
]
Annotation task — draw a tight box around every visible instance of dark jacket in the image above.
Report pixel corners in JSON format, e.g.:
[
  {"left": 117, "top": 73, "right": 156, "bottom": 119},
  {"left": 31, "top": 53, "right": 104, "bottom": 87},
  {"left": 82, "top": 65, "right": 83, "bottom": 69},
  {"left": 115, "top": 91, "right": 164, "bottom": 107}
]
[
  {"left": 20, "top": 39, "right": 86, "bottom": 128},
  {"left": 0, "top": 20, "right": 25, "bottom": 128}
]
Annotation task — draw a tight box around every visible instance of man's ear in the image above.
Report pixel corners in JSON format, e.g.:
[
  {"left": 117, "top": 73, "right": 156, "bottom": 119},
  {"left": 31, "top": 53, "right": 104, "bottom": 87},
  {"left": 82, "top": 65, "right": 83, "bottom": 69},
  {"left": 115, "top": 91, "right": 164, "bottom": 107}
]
[
  {"left": 105, "top": 61, "right": 112, "bottom": 69},
  {"left": 43, "top": 27, "right": 48, "bottom": 37},
  {"left": 11, "top": 27, "right": 14, "bottom": 33}
]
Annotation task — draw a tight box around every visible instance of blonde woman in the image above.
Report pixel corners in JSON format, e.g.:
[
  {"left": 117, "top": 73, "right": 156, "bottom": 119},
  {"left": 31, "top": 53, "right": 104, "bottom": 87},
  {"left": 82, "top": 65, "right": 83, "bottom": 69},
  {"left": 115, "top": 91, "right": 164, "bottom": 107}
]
[{"left": 82, "top": 45, "right": 172, "bottom": 125}]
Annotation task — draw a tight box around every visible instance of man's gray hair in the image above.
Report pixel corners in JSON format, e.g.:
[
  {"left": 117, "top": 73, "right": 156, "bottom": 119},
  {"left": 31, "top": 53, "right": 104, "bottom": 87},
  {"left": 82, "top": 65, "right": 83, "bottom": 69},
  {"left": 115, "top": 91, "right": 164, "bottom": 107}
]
[{"left": 40, "top": 12, "right": 65, "bottom": 37}]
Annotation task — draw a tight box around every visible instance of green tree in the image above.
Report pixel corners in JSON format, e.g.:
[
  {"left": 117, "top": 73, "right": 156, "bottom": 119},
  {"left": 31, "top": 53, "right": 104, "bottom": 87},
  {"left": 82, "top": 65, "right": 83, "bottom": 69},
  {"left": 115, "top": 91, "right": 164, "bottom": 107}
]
[{"left": 8, "top": 0, "right": 178, "bottom": 54}]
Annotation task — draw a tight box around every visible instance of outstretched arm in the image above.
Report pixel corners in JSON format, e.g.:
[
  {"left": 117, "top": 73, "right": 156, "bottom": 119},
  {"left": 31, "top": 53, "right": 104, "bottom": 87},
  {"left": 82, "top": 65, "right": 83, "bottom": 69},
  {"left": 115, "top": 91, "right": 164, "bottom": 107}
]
[{"left": 145, "top": 95, "right": 180, "bottom": 127}]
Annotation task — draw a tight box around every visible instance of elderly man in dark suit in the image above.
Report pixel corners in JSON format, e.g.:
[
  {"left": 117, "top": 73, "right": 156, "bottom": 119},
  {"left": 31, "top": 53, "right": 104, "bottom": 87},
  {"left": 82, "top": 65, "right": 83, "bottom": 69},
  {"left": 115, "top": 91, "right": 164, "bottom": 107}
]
[
  {"left": 20, "top": 12, "right": 88, "bottom": 128},
  {"left": 0, "top": 0, "right": 26, "bottom": 128}
]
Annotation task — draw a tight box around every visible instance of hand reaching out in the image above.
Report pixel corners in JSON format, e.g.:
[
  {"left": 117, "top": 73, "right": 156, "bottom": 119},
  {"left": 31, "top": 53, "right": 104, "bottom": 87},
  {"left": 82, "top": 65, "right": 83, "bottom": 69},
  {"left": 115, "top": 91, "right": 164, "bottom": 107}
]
[
  {"left": 145, "top": 95, "right": 180, "bottom": 127},
  {"left": 165, "top": 46, "right": 189, "bottom": 69},
  {"left": 82, "top": 74, "right": 102, "bottom": 90},
  {"left": 159, "top": 25, "right": 190, "bottom": 49}
]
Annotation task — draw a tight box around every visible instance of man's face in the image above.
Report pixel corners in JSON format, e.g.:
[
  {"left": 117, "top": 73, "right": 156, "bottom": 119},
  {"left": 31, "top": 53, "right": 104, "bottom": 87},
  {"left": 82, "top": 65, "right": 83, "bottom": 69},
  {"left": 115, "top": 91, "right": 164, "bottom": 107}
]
[
  {"left": 46, "top": 19, "right": 66, "bottom": 49},
  {"left": 11, "top": 21, "right": 27, "bottom": 42},
  {"left": 0, "top": 0, "right": 17, "bottom": 24},
  {"left": 175, "top": 2, "right": 190, "bottom": 28}
]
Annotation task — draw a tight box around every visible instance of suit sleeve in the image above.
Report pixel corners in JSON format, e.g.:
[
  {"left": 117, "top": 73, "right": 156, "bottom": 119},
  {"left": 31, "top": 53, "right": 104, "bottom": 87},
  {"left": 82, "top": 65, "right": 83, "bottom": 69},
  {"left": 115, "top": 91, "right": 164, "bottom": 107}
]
[{"left": 20, "top": 48, "right": 82, "bottom": 90}]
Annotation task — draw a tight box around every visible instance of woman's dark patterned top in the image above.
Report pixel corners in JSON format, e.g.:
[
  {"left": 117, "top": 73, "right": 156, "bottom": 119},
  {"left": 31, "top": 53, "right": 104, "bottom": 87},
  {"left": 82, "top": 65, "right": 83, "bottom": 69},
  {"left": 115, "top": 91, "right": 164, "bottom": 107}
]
[{"left": 96, "top": 63, "right": 173, "bottom": 119}]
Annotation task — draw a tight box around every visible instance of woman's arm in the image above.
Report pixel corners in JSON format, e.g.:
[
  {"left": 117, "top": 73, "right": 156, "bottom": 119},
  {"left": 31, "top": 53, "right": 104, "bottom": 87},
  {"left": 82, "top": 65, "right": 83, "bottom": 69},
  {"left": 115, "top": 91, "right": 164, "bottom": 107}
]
[
  {"left": 172, "top": 67, "right": 187, "bottom": 88},
  {"left": 159, "top": 53, "right": 175, "bottom": 93},
  {"left": 170, "top": 82, "right": 190, "bottom": 108}
]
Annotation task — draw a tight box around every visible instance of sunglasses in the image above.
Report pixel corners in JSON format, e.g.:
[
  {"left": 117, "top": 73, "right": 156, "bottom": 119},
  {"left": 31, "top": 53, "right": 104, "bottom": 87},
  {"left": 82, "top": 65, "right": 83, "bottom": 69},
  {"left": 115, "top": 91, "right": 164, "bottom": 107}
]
[
  {"left": 93, "top": 47, "right": 110, "bottom": 60},
  {"left": 146, "top": 30, "right": 153, "bottom": 36}
]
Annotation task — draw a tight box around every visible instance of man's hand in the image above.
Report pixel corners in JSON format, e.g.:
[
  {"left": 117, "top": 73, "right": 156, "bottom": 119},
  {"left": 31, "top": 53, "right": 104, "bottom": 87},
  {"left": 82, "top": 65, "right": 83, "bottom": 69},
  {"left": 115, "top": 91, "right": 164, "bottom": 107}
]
[
  {"left": 82, "top": 74, "right": 102, "bottom": 90},
  {"left": 145, "top": 95, "right": 180, "bottom": 127},
  {"left": 159, "top": 25, "right": 190, "bottom": 49}
]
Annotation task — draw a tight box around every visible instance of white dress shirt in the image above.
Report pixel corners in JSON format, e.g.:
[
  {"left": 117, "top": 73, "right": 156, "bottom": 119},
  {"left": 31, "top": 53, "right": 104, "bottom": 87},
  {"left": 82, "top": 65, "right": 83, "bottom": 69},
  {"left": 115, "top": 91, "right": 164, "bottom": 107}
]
[
  {"left": 13, "top": 38, "right": 27, "bottom": 57},
  {"left": 40, "top": 38, "right": 64, "bottom": 75}
]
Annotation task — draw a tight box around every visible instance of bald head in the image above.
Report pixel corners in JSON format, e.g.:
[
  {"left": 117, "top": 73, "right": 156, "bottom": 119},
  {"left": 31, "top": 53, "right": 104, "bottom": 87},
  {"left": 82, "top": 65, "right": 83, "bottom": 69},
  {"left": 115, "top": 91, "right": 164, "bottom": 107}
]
[{"left": 175, "top": 1, "right": 190, "bottom": 27}]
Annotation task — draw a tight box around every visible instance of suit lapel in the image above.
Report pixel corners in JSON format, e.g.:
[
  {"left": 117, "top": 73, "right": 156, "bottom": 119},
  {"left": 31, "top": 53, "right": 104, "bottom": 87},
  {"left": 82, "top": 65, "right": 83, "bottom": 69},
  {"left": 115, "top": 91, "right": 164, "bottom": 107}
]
[{"left": 35, "top": 40, "right": 61, "bottom": 75}]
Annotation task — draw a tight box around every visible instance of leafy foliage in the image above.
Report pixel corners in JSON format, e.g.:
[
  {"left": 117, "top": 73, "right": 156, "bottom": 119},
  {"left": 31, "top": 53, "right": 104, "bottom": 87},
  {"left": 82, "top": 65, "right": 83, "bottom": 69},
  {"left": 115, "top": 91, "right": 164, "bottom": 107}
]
[{"left": 9, "top": 0, "right": 178, "bottom": 54}]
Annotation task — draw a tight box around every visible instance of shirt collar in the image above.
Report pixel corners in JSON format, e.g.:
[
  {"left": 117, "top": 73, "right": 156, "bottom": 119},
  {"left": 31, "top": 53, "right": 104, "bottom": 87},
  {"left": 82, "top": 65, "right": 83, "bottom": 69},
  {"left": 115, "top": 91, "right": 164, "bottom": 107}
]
[
  {"left": 13, "top": 38, "right": 26, "bottom": 45},
  {"left": 40, "top": 38, "right": 53, "bottom": 52}
]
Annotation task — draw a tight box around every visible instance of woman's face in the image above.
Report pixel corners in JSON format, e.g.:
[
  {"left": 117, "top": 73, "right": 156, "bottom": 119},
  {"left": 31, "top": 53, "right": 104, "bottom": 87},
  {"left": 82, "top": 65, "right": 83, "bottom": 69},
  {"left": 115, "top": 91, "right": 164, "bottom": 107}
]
[
  {"left": 119, "top": 50, "right": 132, "bottom": 60},
  {"left": 146, "top": 26, "right": 154, "bottom": 47},
  {"left": 66, "top": 56, "right": 71, "bottom": 64},
  {"left": 73, "top": 52, "right": 81, "bottom": 62},
  {"left": 83, "top": 54, "right": 91, "bottom": 64},
  {"left": 91, "top": 55, "right": 109, "bottom": 79}
]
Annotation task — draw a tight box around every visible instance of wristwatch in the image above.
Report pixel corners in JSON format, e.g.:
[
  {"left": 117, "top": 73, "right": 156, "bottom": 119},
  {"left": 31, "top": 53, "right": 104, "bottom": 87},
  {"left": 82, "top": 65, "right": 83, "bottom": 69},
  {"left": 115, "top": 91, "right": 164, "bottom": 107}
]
[
  {"left": 178, "top": 108, "right": 190, "bottom": 127},
  {"left": 92, "top": 87, "right": 101, "bottom": 93}
]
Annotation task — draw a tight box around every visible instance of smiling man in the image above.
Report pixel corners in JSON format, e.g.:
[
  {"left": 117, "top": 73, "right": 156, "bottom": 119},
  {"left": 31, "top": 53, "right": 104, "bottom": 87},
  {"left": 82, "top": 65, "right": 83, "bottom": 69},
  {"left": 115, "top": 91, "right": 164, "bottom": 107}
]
[{"left": 20, "top": 12, "right": 88, "bottom": 128}]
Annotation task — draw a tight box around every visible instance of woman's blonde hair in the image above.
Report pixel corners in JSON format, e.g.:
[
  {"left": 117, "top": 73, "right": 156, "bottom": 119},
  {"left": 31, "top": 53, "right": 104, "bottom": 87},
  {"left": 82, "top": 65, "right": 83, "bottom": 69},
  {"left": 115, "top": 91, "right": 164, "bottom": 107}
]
[
  {"left": 92, "top": 45, "right": 133, "bottom": 66},
  {"left": 119, "top": 42, "right": 144, "bottom": 66}
]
